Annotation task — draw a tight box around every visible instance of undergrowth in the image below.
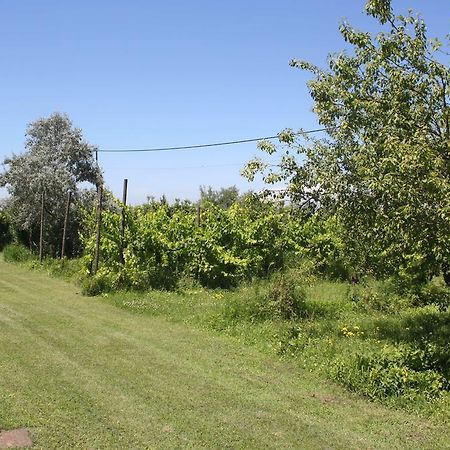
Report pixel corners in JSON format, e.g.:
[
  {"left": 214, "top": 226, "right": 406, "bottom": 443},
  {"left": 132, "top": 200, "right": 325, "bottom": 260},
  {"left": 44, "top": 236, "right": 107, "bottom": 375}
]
[
  {"left": 3, "top": 243, "right": 82, "bottom": 281},
  {"left": 96, "top": 271, "right": 450, "bottom": 423}
]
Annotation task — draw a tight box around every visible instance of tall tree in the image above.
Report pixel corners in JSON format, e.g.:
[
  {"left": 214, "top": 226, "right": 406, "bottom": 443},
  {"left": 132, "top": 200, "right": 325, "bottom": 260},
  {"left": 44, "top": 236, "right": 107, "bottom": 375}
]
[
  {"left": 244, "top": 2, "right": 450, "bottom": 283},
  {"left": 199, "top": 185, "right": 241, "bottom": 209},
  {"left": 0, "top": 113, "right": 101, "bottom": 255}
]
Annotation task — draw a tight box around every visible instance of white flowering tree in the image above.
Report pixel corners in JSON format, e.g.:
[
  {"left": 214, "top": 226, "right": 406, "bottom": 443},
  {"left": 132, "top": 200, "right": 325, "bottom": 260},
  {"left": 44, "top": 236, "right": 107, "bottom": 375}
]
[{"left": 0, "top": 113, "right": 101, "bottom": 256}]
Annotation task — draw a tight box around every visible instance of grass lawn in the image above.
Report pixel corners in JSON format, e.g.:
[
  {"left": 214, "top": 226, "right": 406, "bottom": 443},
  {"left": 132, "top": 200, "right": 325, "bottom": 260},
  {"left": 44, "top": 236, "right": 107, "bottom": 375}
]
[{"left": 0, "top": 259, "right": 449, "bottom": 449}]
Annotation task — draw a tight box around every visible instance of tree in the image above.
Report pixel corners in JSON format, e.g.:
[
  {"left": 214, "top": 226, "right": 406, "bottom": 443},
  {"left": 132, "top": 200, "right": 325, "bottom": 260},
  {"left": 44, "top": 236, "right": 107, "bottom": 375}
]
[
  {"left": 243, "top": 2, "right": 450, "bottom": 283},
  {"left": 0, "top": 113, "right": 101, "bottom": 256},
  {"left": 0, "top": 205, "right": 13, "bottom": 251},
  {"left": 199, "top": 185, "right": 241, "bottom": 209}
]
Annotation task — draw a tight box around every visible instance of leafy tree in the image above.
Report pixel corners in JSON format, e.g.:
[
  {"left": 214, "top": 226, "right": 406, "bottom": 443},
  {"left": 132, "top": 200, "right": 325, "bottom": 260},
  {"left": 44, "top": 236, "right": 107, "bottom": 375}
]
[
  {"left": 0, "top": 207, "right": 13, "bottom": 251},
  {"left": 243, "top": 2, "right": 450, "bottom": 283},
  {"left": 199, "top": 185, "right": 241, "bottom": 209},
  {"left": 0, "top": 113, "right": 101, "bottom": 256}
]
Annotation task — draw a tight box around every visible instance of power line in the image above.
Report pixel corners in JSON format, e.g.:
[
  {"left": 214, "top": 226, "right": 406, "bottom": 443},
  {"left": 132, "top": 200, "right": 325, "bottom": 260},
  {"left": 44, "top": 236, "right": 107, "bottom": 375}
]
[
  {"left": 103, "top": 163, "right": 245, "bottom": 171},
  {"left": 97, "top": 127, "right": 333, "bottom": 153}
]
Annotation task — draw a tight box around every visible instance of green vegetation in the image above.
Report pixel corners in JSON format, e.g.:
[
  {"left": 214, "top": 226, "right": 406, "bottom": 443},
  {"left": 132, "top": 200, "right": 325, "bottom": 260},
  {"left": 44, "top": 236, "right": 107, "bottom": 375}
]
[
  {"left": 244, "top": 1, "right": 450, "bottom": 285},
  {"left": 3, "top": 242, "right": 36, "bottom": 263},
  {"left": 101, "top": 271, "right": 449, "bottom": 422},
  {"left": 0, "top": 211, "right": 13, "bottom": 250},
  {"left": 1, "top": 258, "right": 450, "bottom": 449},
  {"left": 1, "top": 2, "right": 449, "bottom": 446},
  {"left": 81, "top": 198, "right": 296, "bottom": 291},
  {"left": 0, "top": 113, "right": 101, "bottom": 257}
]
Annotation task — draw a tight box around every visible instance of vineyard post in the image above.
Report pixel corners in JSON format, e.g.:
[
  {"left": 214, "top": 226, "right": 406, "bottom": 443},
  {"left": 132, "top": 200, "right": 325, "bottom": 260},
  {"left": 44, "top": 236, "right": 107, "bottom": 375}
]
[
  {"left": 120, "top": 178, "right": 128, "bottom": 264},
  {"left": 93, "top": 185, "right": 103, "bottom": 274},
  {"left": 39, "top": 190, "right": 45, "bottom": 262},
  {"left": 61, "top": 190, "right": 72, "bottom": 259}
]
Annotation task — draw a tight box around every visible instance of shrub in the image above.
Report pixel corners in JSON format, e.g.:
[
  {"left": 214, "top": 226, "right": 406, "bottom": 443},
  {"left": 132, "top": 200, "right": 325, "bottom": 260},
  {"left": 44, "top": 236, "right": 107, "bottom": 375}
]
[
  {"left": 410, "top": 283, "right": 450, "bottom": 311},
  {"left": 80, "top": 272, "right": 111, "bottom": 296},
  {"left": 331, "top": 343, "right": 447, "bottom": 401},
  {"left": 347, "top": 282, "right": 412, "bottom": 313},
  {"left": 41, "top": 257, "right": 83, "bottom": 280},
  {"left": 266, "top": 273, "right": 307, "bottom": 320},
  {"left": 0, "top": 212, "right": 13, "bottom": 251},
  {"left": 216, "top": 273, "right": 307, "bottom": 326},
  {"left": 3, "top": 243, "right": 35, "bottom": 263},
  {"left": 80, "top": 201, "right": 293, "bottom": 291}
]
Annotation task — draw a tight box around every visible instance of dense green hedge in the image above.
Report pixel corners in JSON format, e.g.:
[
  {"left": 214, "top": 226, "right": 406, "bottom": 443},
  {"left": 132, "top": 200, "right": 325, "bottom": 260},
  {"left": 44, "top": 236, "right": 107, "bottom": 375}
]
[{"left": 81, "top": 200, "right": 300, "bottom": 291}]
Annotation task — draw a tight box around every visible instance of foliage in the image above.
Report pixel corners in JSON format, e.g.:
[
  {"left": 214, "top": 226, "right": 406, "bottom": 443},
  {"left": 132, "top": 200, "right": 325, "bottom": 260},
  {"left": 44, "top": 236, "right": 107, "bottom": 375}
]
[
  {"left": 265, "top": 272, "right": 307, "bottom": 320},
  {"left": 81, "top": 272, "right": 112, "bottom": 296},
  {"left": 3, "top": 243, "right": 36, "bottom": 263},
  {"left": 0, "top": 113, "right": 101, "bottom": 257},
  {"left": 288, "top": 214, "right": 349, "bottom": 279},
  {"left": 0, "top": 210, "right": 13, "bottom": 251},
  {"left": 216, "top": 273, "right": 307, "bottom": 325},
  {"left": 199, "top": 185, "right": 241, "bottom": 209},
  {"left": 409, "top": 282, "right": 450, "bottom": 311},
  {"left": 81, "top": 197, "right": 294, "bottom": 291},
  {"left": 347, "top": 281, "right": 413, "bottom": 313},
  {"left": 243, "top": 3, "right": 450, "bottom": 284},
  {"left": 332, "top": 342, "right": 447, "bottom": 401}
]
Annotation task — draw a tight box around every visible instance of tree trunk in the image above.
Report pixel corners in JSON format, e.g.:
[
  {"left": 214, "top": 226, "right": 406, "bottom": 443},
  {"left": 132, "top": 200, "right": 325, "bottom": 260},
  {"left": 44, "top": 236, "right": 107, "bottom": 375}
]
[{"left": 443, "top": 264, "right": 450, "bottom": 286}]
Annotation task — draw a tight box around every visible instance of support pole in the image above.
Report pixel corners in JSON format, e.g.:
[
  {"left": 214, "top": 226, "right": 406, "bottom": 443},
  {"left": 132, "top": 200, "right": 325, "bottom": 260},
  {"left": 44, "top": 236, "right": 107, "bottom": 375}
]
[
  {"left": 92, "top": 185, "right": 103, "bottom": 274},
  {"left": 120, "top": 178, "right": 128, "bottom": 264},
  {"left": 61, "top": 191, "right": 72, "bottom": 259},
  {"left": 39, "top": 190, "right": 45, "bottom": 262}
]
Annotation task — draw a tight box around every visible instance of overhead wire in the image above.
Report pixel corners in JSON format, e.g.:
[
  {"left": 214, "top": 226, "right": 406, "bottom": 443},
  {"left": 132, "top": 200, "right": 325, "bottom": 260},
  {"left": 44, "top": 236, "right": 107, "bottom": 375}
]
[
  {"left": 103, "top": 163, "right": 244, "bottom": 171},
  {"left": 97, "top": 126, "right": 333, "bottom": 153}
]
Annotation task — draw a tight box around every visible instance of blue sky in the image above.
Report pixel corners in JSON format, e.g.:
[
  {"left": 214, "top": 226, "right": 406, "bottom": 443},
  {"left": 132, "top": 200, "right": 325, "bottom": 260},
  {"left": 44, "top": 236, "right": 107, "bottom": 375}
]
[{"left": 1, "top": 0, "right": 448, "bottom": 204}]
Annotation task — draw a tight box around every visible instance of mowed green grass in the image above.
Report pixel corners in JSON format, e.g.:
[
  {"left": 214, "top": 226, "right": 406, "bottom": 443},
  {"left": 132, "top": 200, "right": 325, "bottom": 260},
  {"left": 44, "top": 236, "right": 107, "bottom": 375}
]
[{"left": 0, "top": 260, "right": 448, "bottom": 450}]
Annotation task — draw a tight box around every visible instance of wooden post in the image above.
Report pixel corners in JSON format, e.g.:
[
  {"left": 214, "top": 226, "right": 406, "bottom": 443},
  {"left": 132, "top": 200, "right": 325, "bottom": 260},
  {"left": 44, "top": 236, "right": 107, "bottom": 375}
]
[
  {"left": 95, "top": 150, "right": 99, "bottom": 194},
  {"left": 39, "top": 190, "right": 45, "bottom": 262},
  {"left": 61, "top": 191, "right": 72, "bottom": 259},
  {"left": 196, "top": 204, "right": 201, "bottom": 227},
  {"left": 119, "top": 178, "right": 128, "bottom": 264},
  {"left": 92, "top": 186, "right": 103, "bottom": 274}
]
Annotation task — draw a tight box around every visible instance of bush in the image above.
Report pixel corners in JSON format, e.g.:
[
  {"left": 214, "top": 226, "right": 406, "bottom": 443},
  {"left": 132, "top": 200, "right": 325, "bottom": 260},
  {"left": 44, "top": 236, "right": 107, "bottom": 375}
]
[
  {"left": 410, "top": 283, "right": 450, "bottom": 311},
  {"left": 347, "top": 282, "right": 412, "bottom": 313},
  {"left": 38, "top": 257, "right": 83, "bottom": 280},
  {"left": 3, "top": 243, "right": 35, "bottom": 263},
  {"left": 265, "top": 273, "right": 307, "bottom": 320},
  {"left": 80, "top": 272, "right": 111, "bottom": 296},
  {"left": 331, "top": 343, "right": 447, "bottom": 401},
  {"left": 216, "top": 273, "right": 307, "bottom": 325},
  {"left": 0, "top": 213, "right": 13, "bottom": 251},
  {"left": 80, "top": 201, "right": 293, "bottom": 291}
]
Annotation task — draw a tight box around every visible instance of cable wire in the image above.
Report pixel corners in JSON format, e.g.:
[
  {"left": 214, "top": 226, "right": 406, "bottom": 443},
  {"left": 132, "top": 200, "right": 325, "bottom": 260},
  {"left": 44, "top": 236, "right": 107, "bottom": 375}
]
[{"left": 97, "top": 126, "right": 333, "bottom": 153}]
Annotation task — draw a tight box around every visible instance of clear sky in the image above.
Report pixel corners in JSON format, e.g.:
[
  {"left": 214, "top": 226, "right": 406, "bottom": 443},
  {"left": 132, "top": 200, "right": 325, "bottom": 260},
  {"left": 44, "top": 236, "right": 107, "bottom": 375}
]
[{"left": 1, "top": 0, "right": 448, "bottom": 204}]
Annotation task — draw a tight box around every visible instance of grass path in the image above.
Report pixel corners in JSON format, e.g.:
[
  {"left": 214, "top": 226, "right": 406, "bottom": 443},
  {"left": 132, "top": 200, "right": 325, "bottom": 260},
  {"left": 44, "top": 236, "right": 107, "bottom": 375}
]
[{"left": 0, "top": 259, "right": 448, "bottom": 449}]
